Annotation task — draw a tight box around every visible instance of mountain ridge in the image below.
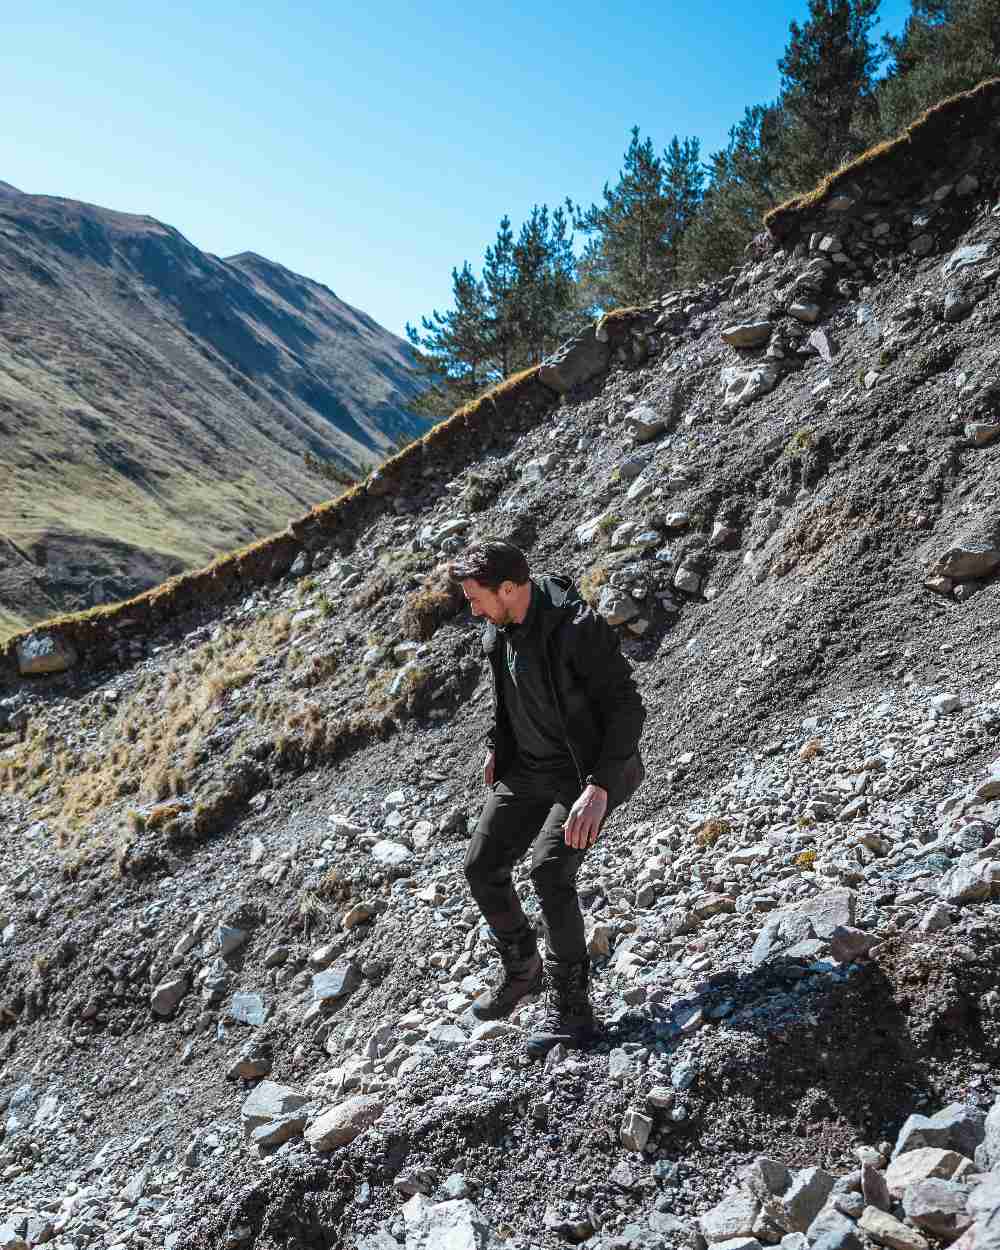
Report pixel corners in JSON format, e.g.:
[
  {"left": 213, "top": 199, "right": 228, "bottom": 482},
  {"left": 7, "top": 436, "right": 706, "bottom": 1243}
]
[{"left": 0, "top": 180, "right": 426, "bottom": 639}]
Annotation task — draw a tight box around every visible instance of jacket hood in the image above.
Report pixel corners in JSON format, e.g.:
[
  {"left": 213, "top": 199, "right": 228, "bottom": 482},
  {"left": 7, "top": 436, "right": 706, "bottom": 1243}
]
[{"left": 482, "top": 574, "right": 584, "bottom": 653}]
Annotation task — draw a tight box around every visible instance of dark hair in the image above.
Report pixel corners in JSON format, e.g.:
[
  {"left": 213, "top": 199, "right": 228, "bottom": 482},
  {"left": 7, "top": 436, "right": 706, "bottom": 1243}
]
[{"left": 449, "top": 539, "right": 529, "bottom": 591}]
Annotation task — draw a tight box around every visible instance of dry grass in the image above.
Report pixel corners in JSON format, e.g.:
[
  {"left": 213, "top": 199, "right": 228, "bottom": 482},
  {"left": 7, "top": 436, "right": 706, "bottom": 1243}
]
[
  {"left": 399, "top": 565, "right": 465, "bottom": 641},
  {"left": 694, "top": 816, "right": 731, "bottom": 849},
  {"left": 0, "top": 609, "right": 296, "bottom": 838},
  {"left": 579, "top": 564, "right": 609, "bottom": 607},
  {"left": 798, "top": 737, "right": 823, "bottom": 761}
]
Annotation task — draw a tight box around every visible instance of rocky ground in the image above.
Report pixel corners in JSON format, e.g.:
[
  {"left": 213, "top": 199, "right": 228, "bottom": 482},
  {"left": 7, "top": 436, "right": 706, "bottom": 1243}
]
[{"left": 0, "top": 167, "right": 999, "bottom": 1250}]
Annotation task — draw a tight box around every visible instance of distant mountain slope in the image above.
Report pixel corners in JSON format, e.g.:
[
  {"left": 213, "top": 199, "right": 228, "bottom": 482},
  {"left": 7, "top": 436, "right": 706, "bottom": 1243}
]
[{"left": 0, "top": 180, "right": 426, "bottom": 637}]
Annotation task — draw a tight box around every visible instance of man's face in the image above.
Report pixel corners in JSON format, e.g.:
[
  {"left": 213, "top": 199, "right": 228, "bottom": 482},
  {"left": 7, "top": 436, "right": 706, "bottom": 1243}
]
[{"left": 460, "top": 578, "right": 513, "bottom": 626}]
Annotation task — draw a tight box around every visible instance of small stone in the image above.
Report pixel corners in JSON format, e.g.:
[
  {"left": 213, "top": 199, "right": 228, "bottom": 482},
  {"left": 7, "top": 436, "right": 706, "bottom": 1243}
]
[
  {"left": 621, "top": 1108, "right": 653, "bottom": 1152},
  {"left": 863, "top": 1161, "right": 892, "bottom": 1211},
  {"left": 586, "top": 922, "right": 613, "bottom": 958},
  {"left": 16, "top": 633, "right": 77, "bottom": 676},
  {"left": 440, "top": 1173, "right": 471, "bottom": 1200},
  {"left": 370, "top": 840, "right": 412, "bottom": 867},
  {"left": 343, "top": 902, "right": 376, "bottom": 930},
  {"left": 647, "top": 1086, "right": 676, "bottom": 1111},
  {"left": 965, "top": 423, "right": 1000, "bottom": 446},
  {"left": 230, "top": 992, "right": 266, "bottom": 1027},
  {"left": 829, "top": 925, "right": 877, "bottom": 963},
  {"left": 625, "top": 405, "right": 667, "bottom": 442},
  {"left": 250, "top": 1112, "right": 308, "bottom": 1148},
  {"left": 150, "top": 973, "right": 188, "bottom": 1018},
  {"left": 700, "top": 1192, "right": 762, "bottom": 1242},
  {"left": 722, "top": 321, "right": 772, "bottom": 348},
  {"left": 305, "top": 1095, "right": 384, "bottom": 1151},
  {"left": 746, "top": 1157, "right": 792, "bottom": 1200},
  {"left": 240, "top": 1081, "right": 309, "bottom": 1135},
  {"left": 313, "top": 962, "right": 362, "bottom": 1006},
  {"left": 608, "top": 1049, "right": 633, "bottom": 1082},
  {"left": 215, "top": 925, "right": 248, "bottom": 957},
  {"left": 807, "top": 1208, "right": 863, "bottom": 1250},
  {"left": 919, "top": 903, "right": 954, "bottom": 934},
  {"left": 598, "top": 587, "right": 641, "bottom": 626},
  {"left": 782, "top": 1167, "right": 836, "bottom": 1232},
  {"left": 789, "top": 302, "right": 821, "bottom": 324},
  {"left": 910, "top": 235, "right": 934, "bottom": 259},
  {"left": 227, "top": 1038, "right": 273, "bottom": 1080},
  {"left": 944, "top": 291, "right": 975, "bottom": 323},
  {"left": 403, "top": 1194, "right": 503, "bottom": 1250},
  {"left": 859, "top": 1206, "right": 929, "bottom": 1250},
  {"left": 930, "top": 534, "right": 1000, "bottom": 581}
]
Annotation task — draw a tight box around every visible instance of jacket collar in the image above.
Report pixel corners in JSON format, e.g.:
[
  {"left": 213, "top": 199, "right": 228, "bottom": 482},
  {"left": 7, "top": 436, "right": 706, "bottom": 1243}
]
[{"left": 482, "top": 574, "right": 580, "bottom": 654}]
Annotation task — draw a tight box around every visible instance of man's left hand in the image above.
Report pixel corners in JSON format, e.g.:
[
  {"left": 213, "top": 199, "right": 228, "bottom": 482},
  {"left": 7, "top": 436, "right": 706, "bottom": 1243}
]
[{"left": 564, "top": 783, "right": 608, "bottom": 850}]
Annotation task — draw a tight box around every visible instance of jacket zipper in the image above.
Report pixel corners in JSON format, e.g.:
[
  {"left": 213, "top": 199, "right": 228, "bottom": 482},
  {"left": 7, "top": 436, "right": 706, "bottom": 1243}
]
[
  {"left": 489, "top": 626, "right": 585, "bottom": 792},
  {"left": 543, "top": 636, "right": 585, "bottom": 791}
]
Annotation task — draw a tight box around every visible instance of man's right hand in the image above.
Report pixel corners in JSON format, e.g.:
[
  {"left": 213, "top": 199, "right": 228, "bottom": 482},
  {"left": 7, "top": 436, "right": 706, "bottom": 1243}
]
[{"left": 483, "top": 750, "right": 496, "bottom": 787}]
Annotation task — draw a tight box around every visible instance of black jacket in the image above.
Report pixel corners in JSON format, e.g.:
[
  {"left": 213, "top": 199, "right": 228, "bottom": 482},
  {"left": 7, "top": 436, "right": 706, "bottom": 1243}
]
[{"left": 484, "top": 574, "right": 646, "bottom": 808}]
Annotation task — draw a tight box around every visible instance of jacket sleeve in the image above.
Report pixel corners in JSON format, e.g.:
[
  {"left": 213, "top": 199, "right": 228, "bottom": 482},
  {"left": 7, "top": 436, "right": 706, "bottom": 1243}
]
[{"left": 565, "top": 605, "right": 646, "bottom": 791}]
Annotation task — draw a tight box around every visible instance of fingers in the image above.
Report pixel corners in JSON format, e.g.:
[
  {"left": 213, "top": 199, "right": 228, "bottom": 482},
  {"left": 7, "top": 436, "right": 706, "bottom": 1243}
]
[{"left": 564, "top": 805, "right": 597, "bottom": 850}]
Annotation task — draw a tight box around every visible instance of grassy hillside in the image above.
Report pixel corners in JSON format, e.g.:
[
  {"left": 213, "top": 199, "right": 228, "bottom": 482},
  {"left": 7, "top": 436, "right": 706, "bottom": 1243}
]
[{"left": 0, "top": 182, "right": 427, "bottom": 637}]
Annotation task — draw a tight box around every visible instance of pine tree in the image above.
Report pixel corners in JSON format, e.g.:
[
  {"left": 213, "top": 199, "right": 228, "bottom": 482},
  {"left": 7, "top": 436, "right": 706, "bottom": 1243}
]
[
  {"left": 875, "top": 0, "right": 1000, "bottom": 138},
  {"left": 777, "top": 0, "right": 884, "bottom": 191},
  {"left": 512, "top": 204, "right": 578, "bottom": 363},
  {"left": 662, "top": 136, "right": 705, "bottom": 286},
  {"left": 573, "top": 127, "right": 671, "bottom": 307},
  {"left": 482, "top": 216, "right": 518, "bottom": 378},
  {"left": 678, "top": 104, "right": 783, "bottom": 283},
  {"left": 405, "top": 261, "right": 493, "bottom": 415}
]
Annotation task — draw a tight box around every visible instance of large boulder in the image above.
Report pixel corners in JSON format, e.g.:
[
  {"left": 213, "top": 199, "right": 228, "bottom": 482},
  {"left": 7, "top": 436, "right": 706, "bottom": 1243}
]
[
  {"left": 699, "top": 1192, "right": 762, "bottom": 1242},
  {"left": 885, "top": 1148, "right": 967, "bottom": 1197},
  {"left": 930, "top": 531, "right": 1000, "bottom": 582},
  {"left": 305, "top": 1094, "right": 383, "bottom": 1151},
  {"left": 751, "top": 890, "right": 855, "bottom": 966},
  {"left": 16, "top": 632, "right": 77, "bottom": 676},
  {"left": 894, "top": 1104, "right": 986, "bottom": 1161},
  {"left": 902, "top": 1179, "right": 975, "bottom": 1241},
  {"left": 721, "top": 364, "right": 781, "bottom": 411},
  {"left": 240, "top": 1081, "right": 309, "bottom": 1136},
  {"left": 538, "top": 326, "right": 609, "bottom": 394},
  {"left": 402, "top": 1194, "right": 502, "bottom": 1249},
  {"left": 722, "top": 321, "right": 772, "bottom": 348}
]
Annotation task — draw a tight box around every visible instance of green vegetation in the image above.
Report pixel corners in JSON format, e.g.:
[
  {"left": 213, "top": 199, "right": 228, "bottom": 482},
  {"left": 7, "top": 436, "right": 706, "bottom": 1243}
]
[
  {"left": 406, "top": 205, "right": 580, "bottom": 417},
  {"left": 785, "top": 427, "right": 817, "bottom": 458},
  {"left": 411, "top": 0, "right": 997, "bottom": 373}
]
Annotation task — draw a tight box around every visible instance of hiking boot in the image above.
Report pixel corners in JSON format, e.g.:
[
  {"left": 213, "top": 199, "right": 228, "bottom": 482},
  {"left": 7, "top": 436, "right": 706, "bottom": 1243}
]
[
  {"left": 525, "top": 959, "right": 597, "bottom": 1058},
  {"left": 471, "top": 926, "right": 543, "bottom": 1021}
]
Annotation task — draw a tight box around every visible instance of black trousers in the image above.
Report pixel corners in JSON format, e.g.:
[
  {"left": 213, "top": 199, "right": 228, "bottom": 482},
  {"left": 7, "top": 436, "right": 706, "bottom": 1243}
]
[{"left": 464, "top": 764, "right": 588, "bottom": 963}]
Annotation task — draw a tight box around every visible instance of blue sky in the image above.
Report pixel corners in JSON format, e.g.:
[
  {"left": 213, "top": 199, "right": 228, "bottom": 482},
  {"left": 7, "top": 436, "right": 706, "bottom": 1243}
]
[{"left": 3, "top": 0, "right": 912, "bottom": 339}]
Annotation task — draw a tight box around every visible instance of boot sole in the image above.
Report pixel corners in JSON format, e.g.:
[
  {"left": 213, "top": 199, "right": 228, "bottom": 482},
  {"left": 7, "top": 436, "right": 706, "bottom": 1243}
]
[
  {"left": 525, "top": 1024, "right": 598, "bottom": 1058},
  {"left": 470, "top": 971, "right": 544, "bottom": 1022}
]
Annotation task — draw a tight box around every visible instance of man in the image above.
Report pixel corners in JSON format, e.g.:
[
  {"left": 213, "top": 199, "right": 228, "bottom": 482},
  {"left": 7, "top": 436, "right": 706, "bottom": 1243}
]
[{"left": 450, "top": 539, "right": 646, "bottom": 1057}]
